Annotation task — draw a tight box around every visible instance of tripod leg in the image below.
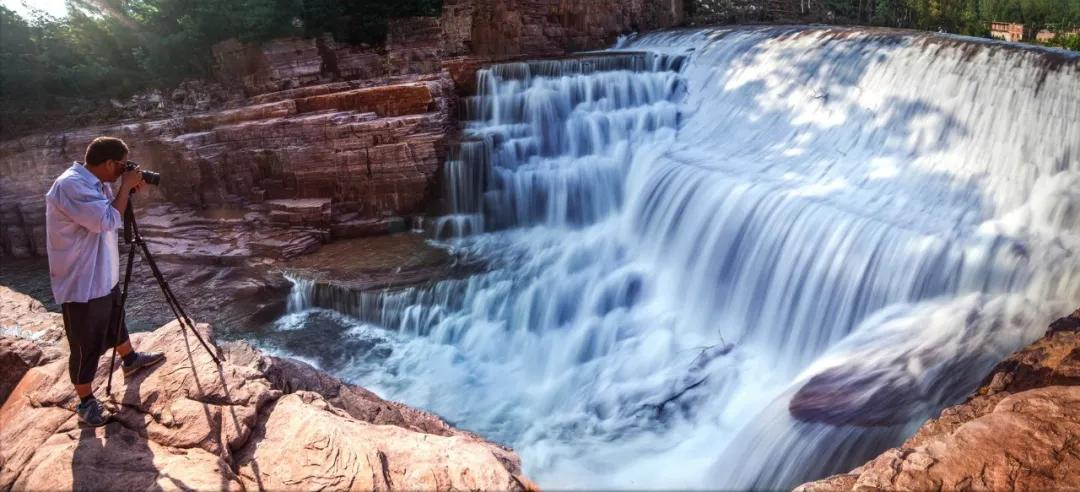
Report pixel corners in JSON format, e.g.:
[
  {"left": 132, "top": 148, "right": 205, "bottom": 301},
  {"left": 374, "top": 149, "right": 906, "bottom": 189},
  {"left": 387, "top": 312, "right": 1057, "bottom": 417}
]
[
  {"left": 135, "top": 238, "right": 221, "bottom": 365},
  {"left": 106, "top": 240, "right": 139, "bottom": 397},
  {"left": 124, "top": 199, "right": 221, "bottom": 365}
]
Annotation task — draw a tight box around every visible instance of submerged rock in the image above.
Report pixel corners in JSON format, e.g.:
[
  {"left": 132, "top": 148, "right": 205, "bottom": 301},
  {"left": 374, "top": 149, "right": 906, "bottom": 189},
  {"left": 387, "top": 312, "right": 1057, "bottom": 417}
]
[
  {"left": 795, "top": 308, "right": 1080, "bottom": 491},
  {"left": 0, "top": 286, "right": 533, "bottom": 491},
  {"left": 789, "top": 369, "right": 921, "bottom": 427}
]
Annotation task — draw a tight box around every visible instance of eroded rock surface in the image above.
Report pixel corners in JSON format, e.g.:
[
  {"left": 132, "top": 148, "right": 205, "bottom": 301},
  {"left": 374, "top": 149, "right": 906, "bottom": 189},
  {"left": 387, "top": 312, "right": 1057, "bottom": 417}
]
[
  {"left": 0, "top": 286, "right": 531, "bottom": 490},
  {"left": 795, "top": 308, "right": 1080, "bottom": 491}
]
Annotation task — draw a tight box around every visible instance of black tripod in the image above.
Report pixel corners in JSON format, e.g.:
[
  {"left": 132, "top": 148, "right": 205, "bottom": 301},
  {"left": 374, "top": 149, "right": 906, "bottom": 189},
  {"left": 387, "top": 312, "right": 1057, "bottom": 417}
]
[{"left": 105, "top": 195, "right": 220, "bottom": 395}]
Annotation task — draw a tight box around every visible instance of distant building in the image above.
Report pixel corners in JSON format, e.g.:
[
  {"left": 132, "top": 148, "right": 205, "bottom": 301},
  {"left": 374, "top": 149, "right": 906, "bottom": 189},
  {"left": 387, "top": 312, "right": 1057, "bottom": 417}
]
[
  {"left": 989, "top": 22, "right": 1024, "bottom": 42},
  {"left": 1037, "top": 27, "right": 1080, "bottom": 43}
]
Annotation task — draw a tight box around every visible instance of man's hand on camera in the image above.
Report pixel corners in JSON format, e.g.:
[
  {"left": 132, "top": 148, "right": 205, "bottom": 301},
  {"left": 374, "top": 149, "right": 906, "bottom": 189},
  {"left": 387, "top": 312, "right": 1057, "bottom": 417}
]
[{"left": 120, "top": 164, "right": 144, "bottom": 193}]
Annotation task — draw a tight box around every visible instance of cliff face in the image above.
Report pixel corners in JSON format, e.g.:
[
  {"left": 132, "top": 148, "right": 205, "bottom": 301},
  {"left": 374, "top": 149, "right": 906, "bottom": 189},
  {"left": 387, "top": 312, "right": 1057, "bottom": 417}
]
[
  {"left": 0, "top": 0, "right": 684, "bottom": 262},
  {"left": 795, "top": 309, "right": 1080, "bottom": 491},
  {"left": 0, "top": 285, "right": 536, "bottom": 490},
  {"left": 0, "top": 74, "right": 455, "bottom": 259}
]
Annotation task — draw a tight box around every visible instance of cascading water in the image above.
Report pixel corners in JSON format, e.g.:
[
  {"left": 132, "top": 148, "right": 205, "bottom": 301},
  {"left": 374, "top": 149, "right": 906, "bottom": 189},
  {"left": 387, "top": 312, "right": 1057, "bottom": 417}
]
[{"left": 275, "top": 26, "right": 1080, "bottom": 489}]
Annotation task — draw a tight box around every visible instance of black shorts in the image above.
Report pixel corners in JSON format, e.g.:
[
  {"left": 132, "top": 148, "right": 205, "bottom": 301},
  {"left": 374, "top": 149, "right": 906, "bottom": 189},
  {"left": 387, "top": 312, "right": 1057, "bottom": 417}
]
[{"left": 60, "top": 285, "right": 130, "bottom": 385}]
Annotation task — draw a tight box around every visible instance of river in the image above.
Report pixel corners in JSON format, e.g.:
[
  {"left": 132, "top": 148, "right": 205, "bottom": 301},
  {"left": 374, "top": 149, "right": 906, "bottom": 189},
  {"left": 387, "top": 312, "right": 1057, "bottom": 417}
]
[{"left": 147, "top": 26, "right": 1080, "bottom": 489}]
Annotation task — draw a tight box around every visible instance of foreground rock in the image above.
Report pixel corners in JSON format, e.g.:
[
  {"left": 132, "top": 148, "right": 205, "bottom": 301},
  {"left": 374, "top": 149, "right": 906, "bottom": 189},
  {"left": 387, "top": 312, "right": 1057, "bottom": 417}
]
[
  {"left": 795, "top": 309, "right": 1080, "bottom": 491},
  {"left": 0, "top": 286, "right": 533, "bottom": 490}
]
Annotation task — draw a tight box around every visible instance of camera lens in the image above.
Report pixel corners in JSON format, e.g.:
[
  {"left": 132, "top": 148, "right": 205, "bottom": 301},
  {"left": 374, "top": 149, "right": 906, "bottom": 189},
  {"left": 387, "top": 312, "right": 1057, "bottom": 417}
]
[
  {"left": 141, "top": 170, "right": 161, "bottom": 186},
  {"left": 125, "top": 160, "right": 160, "bottom": 186}
]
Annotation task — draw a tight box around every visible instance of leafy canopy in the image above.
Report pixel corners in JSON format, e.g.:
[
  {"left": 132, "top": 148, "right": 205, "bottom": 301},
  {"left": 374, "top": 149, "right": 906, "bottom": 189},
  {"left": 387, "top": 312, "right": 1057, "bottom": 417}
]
[{"left": 0, "top": 0, "right": 440, "bottom": 107}]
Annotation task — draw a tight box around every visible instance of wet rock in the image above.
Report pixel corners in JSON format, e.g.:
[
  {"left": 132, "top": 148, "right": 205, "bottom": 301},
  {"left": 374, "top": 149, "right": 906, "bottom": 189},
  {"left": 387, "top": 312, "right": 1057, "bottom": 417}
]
[
  {"left": 789, "top": 369, "right": 921, "bottom": 427},
  {"left": 222, "top": 341, "right": 461, "bottom": 436},
  {"left": 788, "top": 298, "right": 1058, "bottom": 428},
  {"left": 795, "top": 308, "right": 1080, "bottom": 491},
  {"left": 282, "top": 233, "right": 477, "bottom": 293},
  {"left": 0, "top": 286, "right": 530, "bottom": 490}
]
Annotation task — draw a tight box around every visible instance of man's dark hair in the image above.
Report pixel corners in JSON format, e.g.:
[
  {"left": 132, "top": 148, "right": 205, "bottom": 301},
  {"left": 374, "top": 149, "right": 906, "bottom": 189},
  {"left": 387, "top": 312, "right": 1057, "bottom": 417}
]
[{"left": 84, "top": 137, "right": 129, "bottom": 166}]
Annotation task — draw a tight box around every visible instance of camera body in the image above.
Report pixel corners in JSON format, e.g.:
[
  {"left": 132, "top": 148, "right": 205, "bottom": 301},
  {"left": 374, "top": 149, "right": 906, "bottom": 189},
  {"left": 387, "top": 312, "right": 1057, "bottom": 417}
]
[{"left": 125, "top": 160, "right": 161, "bottom": 186}]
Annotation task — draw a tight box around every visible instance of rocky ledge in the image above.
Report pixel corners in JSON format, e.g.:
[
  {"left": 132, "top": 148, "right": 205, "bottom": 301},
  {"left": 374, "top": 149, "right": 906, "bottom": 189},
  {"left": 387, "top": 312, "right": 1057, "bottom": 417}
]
[
  {"left": 0, "top": 286, "right": 536, "bottom": 490},
  {"left": 796, "top": 309, "right": 1080, "bottom": 491}
]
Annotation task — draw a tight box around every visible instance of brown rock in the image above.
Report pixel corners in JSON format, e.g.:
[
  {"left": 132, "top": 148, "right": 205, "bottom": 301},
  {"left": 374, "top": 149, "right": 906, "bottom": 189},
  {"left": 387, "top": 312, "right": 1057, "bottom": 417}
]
[
  {"left": 848, "top": 387, "right": 1080, "bottom": 490},
  {"left": 795, "top": 308, "right": 1080, "bottom": 491},
  {"left": 293, "top": 82, "right": 436, "bottom": 116},
  {"left": 794, "top": 473, "right": 859, "bottom": 491},
  {"left": 0, "top": 284, "right": 65, "bottom": 342},
  {"left": 0, "top": 72, "right": 454, "bottom": 261},
  {"left": 234, "top": 393, "right": 522, "bottom": 491},
  {"left": 0, "top": 337, "right": 46, "bottom": 404},
  {"left": 788, "top": 368, "right": 920, "bottom": 427},
  {"left": 969, "top": 318, "right": 1080, "bottom": 394},
  {"left": 387, "top": 17, "right": 446, "bottom": 75},
  {"left": 212, "top": 37, "right": 326, "bottom": 96},
  {"left": 466, "top": 0, "right": 684, "bottom": 57},
  {"left": 3, "top": 0, "right": 688, "bottom": 262},
  {"left": 0, "top": 286, "right": 530, "bottom": 491}
]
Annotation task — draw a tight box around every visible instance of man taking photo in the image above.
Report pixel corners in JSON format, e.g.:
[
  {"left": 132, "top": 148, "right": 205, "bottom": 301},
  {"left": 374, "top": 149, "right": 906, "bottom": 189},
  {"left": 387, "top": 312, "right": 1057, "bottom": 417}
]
[{"left": 45, "top": 136, "right": 165, "bottom": 427}]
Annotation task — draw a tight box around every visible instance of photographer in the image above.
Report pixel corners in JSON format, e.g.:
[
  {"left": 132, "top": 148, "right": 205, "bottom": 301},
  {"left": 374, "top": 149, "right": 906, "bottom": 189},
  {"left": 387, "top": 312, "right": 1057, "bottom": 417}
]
[{"left": 45, "top": 136, "right": 165, "bottom": 427}]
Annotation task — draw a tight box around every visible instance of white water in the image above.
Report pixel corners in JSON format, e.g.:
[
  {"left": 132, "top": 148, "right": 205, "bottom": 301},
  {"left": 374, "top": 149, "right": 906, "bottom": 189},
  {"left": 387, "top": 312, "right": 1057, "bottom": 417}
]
[{"left": 277, "top": 26, "right": 1080, "bottom": 489}]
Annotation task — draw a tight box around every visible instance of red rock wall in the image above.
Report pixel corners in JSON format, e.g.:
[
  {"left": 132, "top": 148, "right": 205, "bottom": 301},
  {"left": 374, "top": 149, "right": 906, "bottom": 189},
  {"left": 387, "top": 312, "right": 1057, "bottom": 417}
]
[
  {"left": 211, "top": 0, "right": 685, "bottom": 97},
  {"left": 466, "top": 0, "right": 685, "bottom": 56},
  {"left": 1, "top": 0, "right": 685, "bottom": 258},
  {"left": 0, "top": 74, "right": 455, "bottom": 258}
]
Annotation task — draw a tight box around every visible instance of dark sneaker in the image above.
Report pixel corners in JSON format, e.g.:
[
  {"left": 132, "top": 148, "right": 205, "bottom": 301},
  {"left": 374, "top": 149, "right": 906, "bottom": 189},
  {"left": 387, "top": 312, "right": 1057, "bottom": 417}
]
[
  {"left": 76, "top": 398, "right": 112, "bottom": 427},
  {"left": 122, "top": 351, "right": 166, "bottom": 377}
]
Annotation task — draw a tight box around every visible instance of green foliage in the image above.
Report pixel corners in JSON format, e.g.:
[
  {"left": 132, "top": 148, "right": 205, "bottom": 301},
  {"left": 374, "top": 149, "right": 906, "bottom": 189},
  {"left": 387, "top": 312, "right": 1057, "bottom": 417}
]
[
  {"left": 1042, "top": 33, "right": 1080, "bottom": 50},
  {"left": 0, "top": 0, "right": 442, "bottom": 118},
  {"left": 803, "top": 0, "right": 1080, "bottom": 39}
]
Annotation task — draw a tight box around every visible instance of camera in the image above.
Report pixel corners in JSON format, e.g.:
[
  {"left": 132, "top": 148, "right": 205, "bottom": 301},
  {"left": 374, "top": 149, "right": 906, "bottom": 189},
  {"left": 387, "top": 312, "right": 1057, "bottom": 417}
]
[{"left": 125, "top": 160, "right": 161, "bottom": 186}]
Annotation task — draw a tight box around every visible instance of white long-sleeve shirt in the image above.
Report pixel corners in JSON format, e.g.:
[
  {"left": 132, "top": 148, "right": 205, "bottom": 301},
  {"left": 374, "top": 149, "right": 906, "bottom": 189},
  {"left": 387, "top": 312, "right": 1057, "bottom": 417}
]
[{"left": 45, "top": 162, "right": 121, "bottom": 304}]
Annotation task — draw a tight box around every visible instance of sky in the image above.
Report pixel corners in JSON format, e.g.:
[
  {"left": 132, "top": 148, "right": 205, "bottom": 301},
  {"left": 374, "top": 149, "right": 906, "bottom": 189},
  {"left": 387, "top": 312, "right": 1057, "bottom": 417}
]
[{"left": 2, "top": 0, "right": 69, "bottom": 19}]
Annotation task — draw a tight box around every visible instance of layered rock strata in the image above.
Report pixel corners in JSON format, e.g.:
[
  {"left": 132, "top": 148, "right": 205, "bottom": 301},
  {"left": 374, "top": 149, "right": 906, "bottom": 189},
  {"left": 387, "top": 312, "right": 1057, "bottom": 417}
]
[
  {"left": 0, "top": 285, "right": 534, "bottom": 490},
  {"left": 0, "top": 0, "right": 688, "bottom": 336},
  {"left": 795, "top": 309, "right": 1080, "bottom": 491},
  {"left": 0, "top": 72, "right": 454, "bottom": 259},
  {"left": 211, "top": 0, "right": 685, "bottom": 96},
  {"left": 2, "top": 0, "right": 687, "bottom": 263}
]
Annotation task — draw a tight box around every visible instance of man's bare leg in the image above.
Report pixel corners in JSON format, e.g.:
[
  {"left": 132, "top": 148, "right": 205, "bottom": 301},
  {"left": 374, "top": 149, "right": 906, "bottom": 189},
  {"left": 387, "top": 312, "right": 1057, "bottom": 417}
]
[
  {"left": 114, "top": 340, "right": 133, "bottom": 358},
  {"left": 75, "top": 383, "right": 93, "bottom": 400}
]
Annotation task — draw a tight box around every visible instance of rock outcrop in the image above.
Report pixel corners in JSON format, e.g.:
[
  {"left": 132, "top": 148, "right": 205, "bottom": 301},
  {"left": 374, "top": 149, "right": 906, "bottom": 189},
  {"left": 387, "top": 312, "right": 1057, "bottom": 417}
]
[
  {"left": 0, "top": 73, "right": 455, "bottom": 257},
  {"left": 795, "top": 309, "right": 1080, "bottom": 491},
  {"left": 0, "top": 285, "right": 534, "bottom": 490},
  {"left": 0, "top": 71, "right": 457, "bottom": 331},
  {"left": 1, "top": 0, "right": 686, "bottom": 264},
  {"left": 0, "top": 0, "right": 687, "bottom": 334}
]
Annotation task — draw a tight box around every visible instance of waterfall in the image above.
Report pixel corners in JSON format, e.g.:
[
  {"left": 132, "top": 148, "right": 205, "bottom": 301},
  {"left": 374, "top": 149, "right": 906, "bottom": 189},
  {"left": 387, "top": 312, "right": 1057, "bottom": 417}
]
[{"left": 281, "top": 26, "right": 1080, "bottom": 489}]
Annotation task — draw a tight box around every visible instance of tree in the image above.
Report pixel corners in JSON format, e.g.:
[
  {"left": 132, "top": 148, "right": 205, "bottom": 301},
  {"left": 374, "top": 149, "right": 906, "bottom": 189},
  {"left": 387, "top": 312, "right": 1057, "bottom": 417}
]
[{"left": 0, "top": 0, "right": 445, "bottom": 121}]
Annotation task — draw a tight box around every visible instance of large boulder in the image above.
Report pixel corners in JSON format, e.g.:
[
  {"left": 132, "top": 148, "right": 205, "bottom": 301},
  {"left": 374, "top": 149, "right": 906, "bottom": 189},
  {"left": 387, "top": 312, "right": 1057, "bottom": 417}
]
[
  {"left": 795, "top": 308, "right": 1080, "bottom": 491},
  {"left": 0, "top": 286, "right": 532, "bottom": 490},
  {"left": 0, "top": 286, "right": 65, "bottom": 403}
]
